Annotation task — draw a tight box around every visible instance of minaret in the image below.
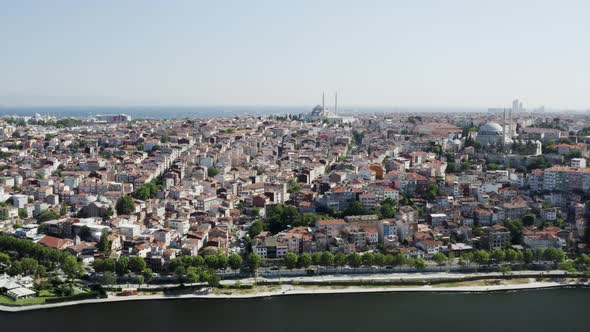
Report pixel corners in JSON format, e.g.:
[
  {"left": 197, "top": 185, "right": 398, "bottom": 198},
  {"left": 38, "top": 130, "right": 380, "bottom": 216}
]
[
  {"left": 503, "top": 108, "right": 507, "bottom": 148},
  {"left": 509, "top": 108, "right": 513, "bottom": 138},
  {"left": 322, "top": 92, "right": 325, "bottom": 111},
  {"left": 334, "top": 92, "right": 338, "bottom": 114}
]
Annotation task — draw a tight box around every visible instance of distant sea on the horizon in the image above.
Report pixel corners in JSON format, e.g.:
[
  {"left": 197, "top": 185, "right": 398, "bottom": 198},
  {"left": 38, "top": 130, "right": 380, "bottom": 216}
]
[{"left": 0, "top": 105, "right": 488, "bottom": 119}]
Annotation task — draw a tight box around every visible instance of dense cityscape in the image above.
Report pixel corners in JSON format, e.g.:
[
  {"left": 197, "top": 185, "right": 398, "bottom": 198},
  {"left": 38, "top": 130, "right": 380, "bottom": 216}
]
[{"left": 1, "top": 100, "right": 590, "bottom": 305}]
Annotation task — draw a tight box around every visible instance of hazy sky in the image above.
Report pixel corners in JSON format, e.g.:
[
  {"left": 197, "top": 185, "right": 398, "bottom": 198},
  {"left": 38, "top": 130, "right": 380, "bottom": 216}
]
[{"left": 1, "top": 0, "right": 589, "bottom": 109}]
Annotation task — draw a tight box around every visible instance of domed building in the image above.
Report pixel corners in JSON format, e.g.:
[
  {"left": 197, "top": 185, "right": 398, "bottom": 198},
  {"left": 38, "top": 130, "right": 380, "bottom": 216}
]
[{"left": 477, "top": 122, "right": 512, "bottom": 146}]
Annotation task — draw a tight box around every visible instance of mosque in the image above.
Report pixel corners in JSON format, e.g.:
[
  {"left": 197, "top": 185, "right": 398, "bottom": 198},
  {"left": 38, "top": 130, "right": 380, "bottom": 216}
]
[
  {"left": 477, "top": 121, "right": 512, "bottom": 146},
  {"left": 302, "top": 93, "right": 353, "bottom": 124},
  {"left": 475, "top": 106, "right": 541, "bottom": 156},
  {"left": 476, "top": 108, "right": 515, "bottom": 148}
]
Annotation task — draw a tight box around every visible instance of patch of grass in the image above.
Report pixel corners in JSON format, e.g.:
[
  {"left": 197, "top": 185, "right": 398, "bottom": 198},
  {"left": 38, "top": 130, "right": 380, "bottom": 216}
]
[
  {"left": 0, "top": 295, "right": 14, "bottom": 305},
  {"left": 0, "top": 295, "right": 46, "bottom": 306},
  {"left": 38, "top": 289, "right": 56, "bottom": 297}
]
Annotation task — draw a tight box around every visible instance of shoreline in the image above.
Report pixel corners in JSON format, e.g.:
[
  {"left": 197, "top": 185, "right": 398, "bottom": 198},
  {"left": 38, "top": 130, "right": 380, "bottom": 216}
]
[{"left": 1, "top": 279, "right": 587, "bottom": 313}]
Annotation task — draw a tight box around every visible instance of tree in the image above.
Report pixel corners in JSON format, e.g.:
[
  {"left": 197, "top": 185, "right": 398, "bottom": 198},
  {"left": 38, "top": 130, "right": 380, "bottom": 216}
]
[
  {"left": 93, "top": 258, "right": 115, "bottom": 272},
  {"left": 503, "top": 219, "right": 524, "bottom": 244},
  {"left": 228, "top": 254, "right": 243, "bottom": 271},
  {"left": 142, "top": 268, "right": 154, "bottom": 284},
  {"left": 559, "top": 261, "right": 576, "bottom": 273},
  {"left": 116, "top": 256, "right": 129, "bottom": 276},
  {"left": 352, "top": 130, "right": 364, "bottom": 145},
  {"left": 311, "top": 252, "right": 322, "bottom": 265},
  {"left": 432, "top": 252, "right": 447, "bottom": 266},
  {"left": 185, "top": 270, "right": 199, "bottom": 283},
  {"left": 341, "top": 201, "right": 366, "bottom": 217},
  {"left": 490, "top": 249, "right": 505, "bottom": 263},
  {"left": 175, "top": 265, "right": 187, "bottom": 278},
  {"left": 373, "top": 253, "right": 386, "bottom": 267},
  {"left": 523, "top": 249, "right": 534, "bottom": 264},
  {"left": 0, "top": 252, "right": 11, "bottom": 266},
  {"left": 299, "top": 253, "right": 312, "bottom": 268},
  {"left": 522, "top": 214, "right": 536, "bottom": 227},
  {"left": 104, "top": 207, "right": 113, "bottom": 220},
  {"left": 18, "top": 208, "right": 28, "bottom": 219},
  {"left": 384, "top": 254, "right": 395, "bottom": 266},
  {"left": 8, "top": 261, "right": 22, "bottom": 276},
  {"left": 287, "top": 179, "right": 302, "bottom": 194},
  {"left": 414, "top": 258, "right": 426, "bottom": 270},
  {"left": 133, "top": 186, "right": 151, "bottom": 201},
  {"left": 320, "top": 252, "right": 335, "bottom": 267},
  {"left": 543, "top": 247, "right": 565, "bottom": 264},
  {"left": 20, "top": 257, "right": 39, "bottom": 275},
  {"left": 361, "top": 253, "right": 375, "bottom": 267},
  {"left": 378, "top": 198, "right": 397, "bottom": 219},
  {"left": 205, "top": 255, "right": 219, "bottom": 270},
  {"left": 191, "top": 255, "right": 205, "bottom": 267},
  {"left": 473, "top": 250, "right": 490, "bottom": 266},
  {"left": 217, "top": 254, "right": 229, "bottom": 270},
  {"left": 504, "top": 248, "right": 517, "bottom": 262},
  {"left": 207, "top": 167, "right": 220, "bottom": 178},
  {"left": 248, "top": 221, "right": 263, "bottom": 238},
  {"left": 348, "top": 253, "right": 362, "bottom": 268},
  {"left": 129, "top": 256, "right": 147, "bottom": 273},
  {"left": 97, "top": 229, "right": 111, "bottom": 254},
  {"left": 62, "top": 255, "right": 81, "bottom": 280},
  {"left": 284, "top": 252, "right": 298, "bottom": 269},
  {"left": 425, "top": 184, "right": 442, "bottom": 201},
  {"left": 136, "top": 275, "right": 145, "bottom": 288},
  {"left": 499, "top": 264, "right": 512, "bottom": 275},
  {"left": 334, "top": 253, "right": 347, "bottom": 267},
  {"left": 115, "top": 196, "right": 136, "bottom": 215},
  {"left": 37, "top": 210, "right": 59, "bottom": 222},
  {"left": 201, "top": 247, "right": 219, "bottom": 257},
  {"left": 247, "top": 253, "right": 262, "bottom": 273},
  {"left": 265, "top": 204, "right": 306, "bottom": 233},
  {"left": 99, "top": 271, "right": 117, "bottom": 285}
]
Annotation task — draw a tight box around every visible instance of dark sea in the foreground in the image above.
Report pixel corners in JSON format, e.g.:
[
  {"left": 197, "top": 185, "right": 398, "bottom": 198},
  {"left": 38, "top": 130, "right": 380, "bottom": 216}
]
[{"left": 1, "top": 289, "right": 588, "bottom": 332}]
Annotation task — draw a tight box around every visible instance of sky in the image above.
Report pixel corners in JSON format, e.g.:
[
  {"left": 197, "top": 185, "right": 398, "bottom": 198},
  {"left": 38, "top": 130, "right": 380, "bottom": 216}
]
[{"left": 1, "top": 0, "right": 589, "bottom": 109}]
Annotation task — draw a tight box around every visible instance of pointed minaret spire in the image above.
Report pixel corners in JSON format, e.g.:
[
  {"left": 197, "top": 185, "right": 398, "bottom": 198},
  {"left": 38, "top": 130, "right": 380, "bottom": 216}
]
[
  {"left": 503, "top": 108, "right": 507, "bottom": 148},
  {"left": 509, "top": 108, "right": 513, "bottom": 138}
]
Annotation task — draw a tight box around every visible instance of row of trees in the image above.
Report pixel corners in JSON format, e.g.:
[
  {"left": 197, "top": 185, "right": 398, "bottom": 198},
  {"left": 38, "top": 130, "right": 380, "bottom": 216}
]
[
  {"left": 168, "top": 253, "right": 244, "bottom": 272},
  {"left": 0, "top": 253, "right": 48, "bottom": 277},
  {"left": 457, "top": 247, "right": 565, "bottom": 266},
  {"left": 0, "top": 235, "right": 81, "bottom": 279},
  {"left": 93, "top": 256, "right": 148, "bottom": 275},
  {"left": 93, "top": 253, "right": 246, "bottom": 286},
  {"left": 166, "top": 254, "right": 244, "bottom": 286},
  {"left": 249, "top": 247, "right": 569, "bottom": 271},
  {"left": 273, "top": 251, "right": 426, "bottom": 270}
]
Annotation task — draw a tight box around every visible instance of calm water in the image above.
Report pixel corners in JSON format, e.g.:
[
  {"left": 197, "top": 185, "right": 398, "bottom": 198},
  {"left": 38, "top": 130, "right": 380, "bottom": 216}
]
[{"left": 1, "top": 289, "right": 588, "bottom": 332}]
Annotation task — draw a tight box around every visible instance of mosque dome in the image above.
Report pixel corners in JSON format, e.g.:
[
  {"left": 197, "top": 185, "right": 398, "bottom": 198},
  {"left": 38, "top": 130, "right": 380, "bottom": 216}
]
[
  {"left": 478, "top": 122, "right": 504, "bottom": 135},
  {"left": 477, "top": 122, "right": 506, "bottom": 146}
]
